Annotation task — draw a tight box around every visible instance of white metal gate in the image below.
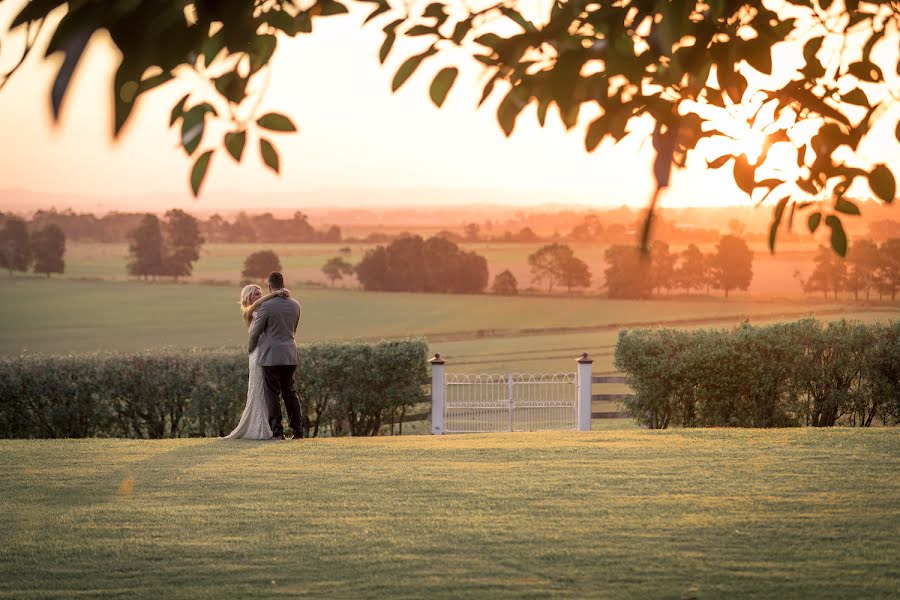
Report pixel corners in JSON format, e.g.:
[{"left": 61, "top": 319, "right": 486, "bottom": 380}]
[{"left": 443, "top": 373, "right": 578, "bottom": 433}]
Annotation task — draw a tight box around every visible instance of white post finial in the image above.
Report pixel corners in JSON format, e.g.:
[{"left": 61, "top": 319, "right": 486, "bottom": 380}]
[
  {"left": 576, "top": 352, "right": 593, "bottom": 431},
  {"left": 429, "top": 353, "right": 446, "bottom": 435}
]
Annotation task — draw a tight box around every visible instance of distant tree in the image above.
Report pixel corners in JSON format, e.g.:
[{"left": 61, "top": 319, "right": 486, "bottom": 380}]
[
  {"left": 127, "top": 215, "right": 164, "bottom": 279},
  {"left": 322, "top": 225, "right": 342, "bottom": 242},
  {"left": 727, "top": 219, "right": 746, "bottom": 238},
  {"left": 559, "top": 255, "right": 592, "bottom": 293},
  {"left": 710, "top": 235, "right": 754, "bottom": 298},
  {"left": 879, "top": 239, "right": 900, "bottom": 302},
  {"left": 339, "top": 246, "right": 352, "bottom": 255},
  {"left": 802, "top": 246, "right": 848, "bottom": 299},
  {"left": 242, "top": 250, "right": 282, "bottom": 281},
  {"left": 868, "top": 220, "right": 900, "bottom": 243},
  {"left": 322, "top": 257, "right": 354, "bottom": 286},
  {"left": 846, "top": 240, "right": 881, "bottom": 301},
  {"left": 30, "top": 224, "right": 66, "bottom": 278},
  {"left": 463, "top": 223, "right": 481, "bottom": 242},
  {"left": 355, "top": 235, "right": 487, "bottom": 294},
  {"left": 649, "top": 241, "right": 676, "bottom": 295},
  {"left": 0, "top": 217, "right": 31, "bottom": 276},
  {"left": 703, "top": 251, "right": 718, "bottom": 295},
  {"left": 675, "top": 244, "right": 706, "bottom": 294},
  {"left": 435, "top": 230, "right": 463, "bottom": 243},
  {"left": 569, "top": 215, "right": 604, "bottom": 242},
  {"left": 604, "top": 245, "right": 652, "bottom": 299},
  {"left": 491, "top": 270, "right": 518, "bottom": 296},
  {"left": 527, "top": 243, "right": 590, "bottom": 293},
  {"left": 161, "top": 209, "right": 204, "bottom": 280}
]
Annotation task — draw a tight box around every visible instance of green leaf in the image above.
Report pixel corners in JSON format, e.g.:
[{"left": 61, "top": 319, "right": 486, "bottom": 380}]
[
  {"left": 260, "top": 138, "right": 279, "bottom": 173},
  {"left": 869, "top": 164, "right": 895, "bottom": 203},
  {"left": 190, "top": 150, "right": 213, "bottom": 197},
  {"left": 825, "top": 215, "right": 847, "bottom": 257},
  {"left": 834, "top": 198, "right": 860, "bottom": 215},
  {"left": 249, "top": 34, "right": 277, "bottom": 74},
  {"left": 808, "top": 211, "right": 822, "bottom": 233},
  {"left": 295, "top": 12, "right": 312, "bottom": 34},
  {"left": 181, "top": 109, "right": 205, "bottom": 155},
  {"left": 256, "top": 112, "right": 297, "bottom": 132},
  {"left": 848, "top": 61, "right": 882, "bottom": 82},
  {"left": 317, "top": 0, "right": 349, "bottom": 16},
  {"left": 429, "top": 67, "right": 458, "bottom": 108},
  {"left": 451, "top": 19, "right": 472, "bottom": 44},
  {"left": 170, "top": 94, "right": 189, "bottom": 127},
  {"left": 768, "top": 196, "right": 789, "bottom": 253},
  {"left": 841, "top": 88, "right": 868, "bottom": 107},
  {"left": 363, "top": 1, "right": 390, "bottom": 25},
  {"left": 202, "top": 29, "right": 224, "bottom": 65},
  {"left": 406, "top": 25, "right": 435, "bottom": 36},
  {"left": 585, "top": 116, "right": 606, "bottom": 152},
  {"left": 379, "top": 19, "right": 403, "bottom": 64},
  {"left": 497, "top": 86, "right": 528, "bottom": 137},
  {"left": 224, "top": 131, "right": 246, "bottom": 162},
  {"left": 746, "top": 39, "right": 772, "bottom": 75},
  {"left": 499, "top": 7, "right": 536, "bottom": 32},
  {"left": 392, "top": 47, "right": 437, "bottom": 92}
]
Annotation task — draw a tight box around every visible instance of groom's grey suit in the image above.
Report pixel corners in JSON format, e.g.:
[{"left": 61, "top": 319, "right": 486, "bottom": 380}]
[{"left": 248, "top": 295, "right": 302, "bottom": 438}]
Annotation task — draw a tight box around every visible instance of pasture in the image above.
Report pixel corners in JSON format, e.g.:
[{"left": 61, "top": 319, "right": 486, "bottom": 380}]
[
  {"left": 60, "top": 240, "right": 820, "bottom": 297},
  {"left": 3, "top": 278, "right": 893, "bottom": 375},
  {"left": 0, "top": 430, "right": 898, "bottom": 598}
]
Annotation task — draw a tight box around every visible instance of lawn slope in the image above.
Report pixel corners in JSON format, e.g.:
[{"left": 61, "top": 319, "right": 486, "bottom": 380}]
[{"left": 1, "top": 429, "right": 898, "bottom": 598}]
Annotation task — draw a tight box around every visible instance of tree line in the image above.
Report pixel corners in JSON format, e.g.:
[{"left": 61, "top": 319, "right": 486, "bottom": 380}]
[
  {"left": 799, "top": 240, "right": 900, "bottom": 301},
  {"left": 126, "top": 211, "right": 204, "bottom": 280},
  {"left": 0, "top": 217, "right": 66, "bottom": 277},
  {"left": 2, "top": 208, "right": 340, "bottom": 244}
]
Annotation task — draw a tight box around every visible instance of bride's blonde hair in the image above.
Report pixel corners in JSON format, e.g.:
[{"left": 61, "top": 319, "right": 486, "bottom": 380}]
[{"left": 240, "top": 284, "right": 262, "bottom": 308}]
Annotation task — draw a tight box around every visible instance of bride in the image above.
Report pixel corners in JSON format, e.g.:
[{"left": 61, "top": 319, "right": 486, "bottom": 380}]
[{"left": 223, "top": 284, "right": 291, "bottom": 440}]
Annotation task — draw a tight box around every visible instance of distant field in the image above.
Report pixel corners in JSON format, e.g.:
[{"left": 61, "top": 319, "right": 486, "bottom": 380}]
[
  {"left": 60, "top": 240, "right": 820, "bottom": 297},
  {"left": 3, "top": 278, "right": 897, "bottom": 376},
  {"left": 1, "top": 430, "right": 898, "bottom": 598}
]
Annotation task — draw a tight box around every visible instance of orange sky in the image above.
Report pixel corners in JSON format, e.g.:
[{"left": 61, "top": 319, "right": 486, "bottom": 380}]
[{"left": 0, "top": 2, "right": 898, "bottom": 213}]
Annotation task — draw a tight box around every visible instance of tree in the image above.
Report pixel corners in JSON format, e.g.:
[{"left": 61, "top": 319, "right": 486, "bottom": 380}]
[
  {"left": 30, "top": 224, "right": 66, "bottom": 277},
  {"left": 880, "top": 239, "right": 900, "bottom": 302},
  {"left": 161, "top": 209, "right": 204, "bottom": 280},
  {"left": 846, "top": 239, "right": 881, "bottom": 301},
  {"left": 355, "top": 235, "right": 487, "bottom": 294},
  {"left": 127, "top": 215, "right": 164, "bottom": 279},
  {"left": 4, "top": 1, "right": 896, "bottom": 257},
  {"left": 604, "top": 245, "right": 652, "bottom": 299},
  {"left": 527, "top": 243, "right": 591, "bottom": 294},
  {"left": 801, "top": 246, "right": 848, "bottom": 299},
  {"left": 710, "top": 235, "right": 754, "bottom": 298},
  {"left": 569, "top": 215, "right": 604, "bottom": 242},
  {"left": 675, "top": 244, "right": 706, "bottom": 295},
  {"left": 649, "top": 241, "right": 676, "bottom": 295},
  {"left": 463, "top": 223, "right": 480, "bottom": 242},
  {"left": 0, "top": 217, "right": 31, "bottom": 276},
  {"left": 491, "top": 270, "right": 518, "bottom": 295},
  {"left": 242, "top": 250, "right": 282, "bottom": 281},
  {"left": 322, "top": 257, "right": 354, "bottom": 286}
]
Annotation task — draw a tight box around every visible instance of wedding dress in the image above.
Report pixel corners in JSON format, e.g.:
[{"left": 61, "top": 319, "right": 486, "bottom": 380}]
[{"left": 223, "top": 315, "right": 273, "bottom": 440}]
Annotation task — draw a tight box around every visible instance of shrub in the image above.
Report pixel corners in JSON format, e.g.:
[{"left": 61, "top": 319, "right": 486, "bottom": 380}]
[
  {"left": 614, "top": 319, "right": 897, "bottom": 429},
  {"left": 0, "top": 340, "right": 428, "bottom": 438}
]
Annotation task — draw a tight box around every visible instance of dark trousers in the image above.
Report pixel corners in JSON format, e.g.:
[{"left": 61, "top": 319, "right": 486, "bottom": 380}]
[{"left": 262, "top": 365, "right": 303, "bottom": 437}]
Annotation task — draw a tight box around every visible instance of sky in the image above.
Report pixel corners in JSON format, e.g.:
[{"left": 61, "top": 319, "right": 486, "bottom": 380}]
[{"left": 0, "top": 2, "right": 897, "bottom": 214}]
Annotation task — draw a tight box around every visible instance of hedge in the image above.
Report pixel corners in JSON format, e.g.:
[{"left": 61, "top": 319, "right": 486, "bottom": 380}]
[
  {"left": 614, "top": 319, "right": 900, "bottom": 429},
  {"left": 0, "top": 339, "right": 429, "bottom": 438}
]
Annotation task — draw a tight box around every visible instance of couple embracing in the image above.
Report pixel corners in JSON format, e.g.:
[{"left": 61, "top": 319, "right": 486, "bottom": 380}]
[{"left": 225, "top": 271, "right": 303, "bottom": 441}]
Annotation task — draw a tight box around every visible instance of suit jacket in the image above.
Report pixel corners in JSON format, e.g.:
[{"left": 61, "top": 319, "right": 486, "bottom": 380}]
[{"left": 248, "top": 296, "right": 301, "bottom": 366}]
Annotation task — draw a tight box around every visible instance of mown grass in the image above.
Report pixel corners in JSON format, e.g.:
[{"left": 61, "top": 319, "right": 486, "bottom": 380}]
[
  {"left": 61, "top": 241, "right": 818, "bottom": 296},
  {"left": 0, "top": 430, "right": 898, "bottom": 598},
  {"left": 1, "top": 278, "right": 878, "bottom": 361}
]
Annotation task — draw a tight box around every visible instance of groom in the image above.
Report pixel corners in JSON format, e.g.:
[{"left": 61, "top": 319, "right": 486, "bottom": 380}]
[{"left": 248, "top": 271, "right": 303, "bottom": 440}]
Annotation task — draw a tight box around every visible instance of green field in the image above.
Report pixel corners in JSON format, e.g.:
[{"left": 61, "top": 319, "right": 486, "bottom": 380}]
[
  {"left": 59, "top": 240, "right": 820, "bottom": 297},
  {"left": 1, "top": 431, "right": 898, "bottom": 598},
  {"left": 4, "top": 278, "right": 895, "bottom": 375}
]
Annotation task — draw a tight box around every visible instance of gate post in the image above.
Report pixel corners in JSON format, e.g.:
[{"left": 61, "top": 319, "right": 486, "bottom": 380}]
[
  {"left": 429, "top": 353, "right": 445, "bottom": 435},
  {"left": 576, "top": 352, "right": 593, "bottom": 431}
]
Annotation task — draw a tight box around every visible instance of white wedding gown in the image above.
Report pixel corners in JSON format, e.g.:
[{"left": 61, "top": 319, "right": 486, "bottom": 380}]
[{"left": 224, "top": 315, "right": 273, "bottom": 440}]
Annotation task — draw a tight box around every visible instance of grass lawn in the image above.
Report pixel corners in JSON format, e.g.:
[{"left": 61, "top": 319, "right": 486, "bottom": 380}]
[
  {"left": 3, "top": 278, "right": 889, "bottom": 363},
  {"left": 0, "top": 430, "right": 898, "bottom": 598}
]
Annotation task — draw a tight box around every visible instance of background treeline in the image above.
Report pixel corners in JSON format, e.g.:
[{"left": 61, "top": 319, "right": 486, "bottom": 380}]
[
  {"left": 799, "top": 242, "right": 900, "bottom": 301},
  {"left": 1, "top": 209, "right": 341, "bottom": 244},
  {"left": 614, "top": 320, "right": 900, "bottom": 429},
  {"left": 0, "top": 217, "right": 66, "bottom": 277},
  {"left": 0, "top": 340, "right": 428, "bottom": 439}
]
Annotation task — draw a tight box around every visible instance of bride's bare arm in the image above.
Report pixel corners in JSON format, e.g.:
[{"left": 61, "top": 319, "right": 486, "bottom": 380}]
[{"left": 242, "top": 289, "right": 290, "bottom": 328}]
